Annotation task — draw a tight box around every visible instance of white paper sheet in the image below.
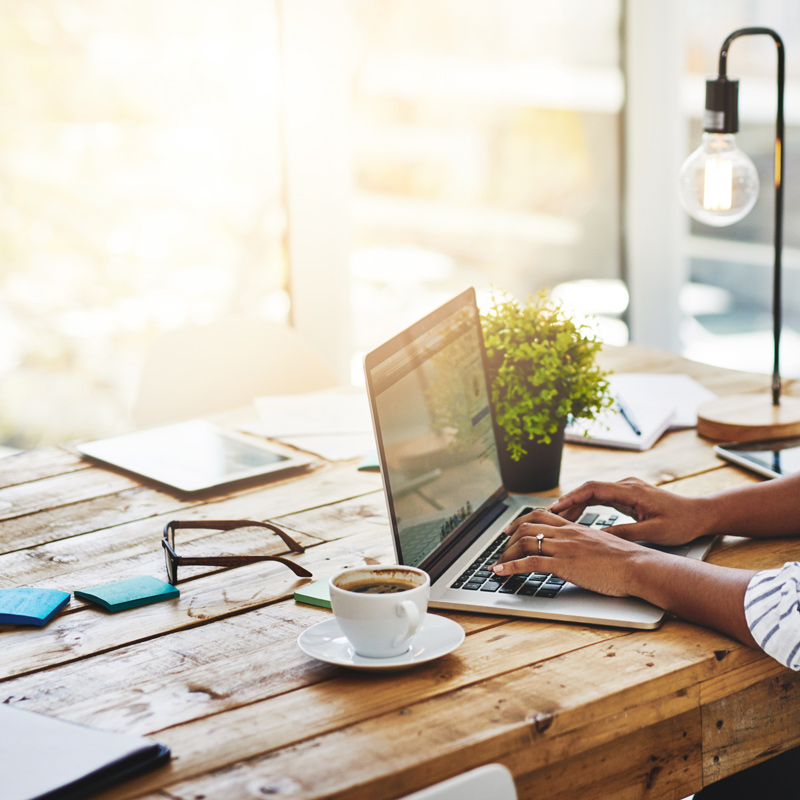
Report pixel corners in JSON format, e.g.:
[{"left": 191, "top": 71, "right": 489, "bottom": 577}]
[
  {"left": 565, "top": 373, "right": 717, "bottom": 451},
  {"left": 609, "top": 373, "right": 716, "bottom": 429},
  {"left": 253, "top": 390, "right": 371, "bottom": 437},
  {"left": 241, "top": 389, "right": 375, "bottom": 461}
]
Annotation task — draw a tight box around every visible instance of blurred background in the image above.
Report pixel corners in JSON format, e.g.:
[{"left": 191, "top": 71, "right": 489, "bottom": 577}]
[{"left": 1, "top": 0, "right": 799, "bottom": 450}]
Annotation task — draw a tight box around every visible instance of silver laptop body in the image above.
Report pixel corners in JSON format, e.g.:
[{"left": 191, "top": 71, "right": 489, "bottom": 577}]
[{"left": 364, "top": 288, "right": 715, "bottom": 630}]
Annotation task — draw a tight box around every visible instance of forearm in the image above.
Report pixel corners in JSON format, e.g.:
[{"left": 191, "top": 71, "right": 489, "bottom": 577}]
[
  {"left": 626, "top": 549, "right": 758, "bottom": 647},
  {"left": 703, "top": 473, "right": 800, "bottom": 539}
]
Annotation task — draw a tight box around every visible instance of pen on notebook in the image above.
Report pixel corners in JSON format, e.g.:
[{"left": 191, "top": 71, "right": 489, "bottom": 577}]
[{"left": 615, "top": 397, "right": 642, "bottom": 436}]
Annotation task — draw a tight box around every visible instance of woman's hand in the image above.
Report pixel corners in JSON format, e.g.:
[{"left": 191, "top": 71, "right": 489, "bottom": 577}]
[
  {"left": 490, "top": 508, "right": 758, "bottom": 651},
  {"left": 491, "top": 509, "right": 653, "bottom": 597},
  {"left": 545, "top": 477, "right": 714, "bottom": 546}
]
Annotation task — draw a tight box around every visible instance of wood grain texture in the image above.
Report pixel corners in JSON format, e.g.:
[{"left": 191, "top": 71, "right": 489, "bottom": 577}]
[
  {"left": 0, "top": 527, "right": 393, "bottom": 679},
  {"left": 0, "top": 459, "right": 380, "bottom": 562},
  {"left": 515, "top": 709, "right": 702, "bottom": 800},
  {"left": 143, "top": 622, "right": 750, "bottom": 800},
  {"left": 697, "top": 394, "right": 800, "bottom": 442},
  {"left": 560, "top": 428, "right": 726, "bottom": 492},
  {"left": 0, "top": 600, "right": 502, "bottom": 732},
  {"left": 0, "top": 467, "right": 140, "bottom": 525},
  {"left": 1, "top": 347, "right": 798, "bottom": 800},
  {"left": 0, "top": 446, "right": 88, "bottom": 489},
  {"left": 702, "top": 667, "right": 800, "bottom": 785}
]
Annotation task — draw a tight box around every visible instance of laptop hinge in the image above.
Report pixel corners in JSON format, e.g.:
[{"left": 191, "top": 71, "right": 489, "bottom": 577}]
[{"left": 422, "top": 498, "right": 509, "bottom": 582}]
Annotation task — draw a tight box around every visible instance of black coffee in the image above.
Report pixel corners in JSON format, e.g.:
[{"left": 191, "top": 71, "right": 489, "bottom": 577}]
[{"left": 345, "top": 580, "right": 416, "bottom": 594}]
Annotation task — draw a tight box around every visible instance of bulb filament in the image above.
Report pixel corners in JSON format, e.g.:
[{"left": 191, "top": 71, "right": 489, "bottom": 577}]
[{"left": 703, "top": 158, "right": 733, "bottom": 210}]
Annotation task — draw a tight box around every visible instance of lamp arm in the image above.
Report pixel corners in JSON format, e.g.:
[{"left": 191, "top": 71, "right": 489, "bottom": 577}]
[{"left": 717, "top": 28, "right": 785, "bottom": 406}]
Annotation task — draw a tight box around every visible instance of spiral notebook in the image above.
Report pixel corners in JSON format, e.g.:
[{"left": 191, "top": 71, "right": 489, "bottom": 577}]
[
  {"left": 565, "top": 398, "right": 675, "bottom": 451},
  {"left": 565, "top": 373, "right": 715, "bottom": 451}
]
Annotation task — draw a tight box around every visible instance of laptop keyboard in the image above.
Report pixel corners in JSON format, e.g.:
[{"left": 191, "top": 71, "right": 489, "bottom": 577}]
[{"left": 450, "top": 510, "right": 617, "bottom": 599}]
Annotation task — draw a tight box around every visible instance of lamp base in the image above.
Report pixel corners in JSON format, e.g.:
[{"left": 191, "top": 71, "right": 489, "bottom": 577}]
[{"left": 697, "top": 394, "right": 800, "bottom": 442}]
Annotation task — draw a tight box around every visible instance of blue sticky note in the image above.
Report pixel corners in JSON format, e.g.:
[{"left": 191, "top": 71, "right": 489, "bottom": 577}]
[
  {"left": 0, "top": 588, "right": 71, "bottom": 626},
  {"left": 75, "top": 576, "right": 179, "bottom": 613}
]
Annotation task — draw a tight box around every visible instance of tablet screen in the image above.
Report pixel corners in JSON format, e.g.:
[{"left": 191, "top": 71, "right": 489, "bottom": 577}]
[
  {"left": 77, "top": 420, "right": 312, "bottom": 493},
  {"left": 714, "top": 436, "right": 800, "bottom": 479}
]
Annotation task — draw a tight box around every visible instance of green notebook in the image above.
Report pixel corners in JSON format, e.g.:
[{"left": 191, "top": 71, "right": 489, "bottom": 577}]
[{"left": 293, "top": 578, "right": 331, "bottom": 609}]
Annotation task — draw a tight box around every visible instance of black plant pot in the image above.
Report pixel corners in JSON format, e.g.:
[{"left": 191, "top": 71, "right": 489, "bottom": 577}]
[{"left": 497, "top": 424, "right": 565, "bottom": 494}]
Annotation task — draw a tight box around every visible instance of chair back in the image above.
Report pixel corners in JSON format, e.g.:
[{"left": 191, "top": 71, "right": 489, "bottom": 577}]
[
  {"left": 132, "top": 315, "right": 338, "bottom": 427},
  {"left": 399, "top": 764, "right": 517, "bottom": 800}
]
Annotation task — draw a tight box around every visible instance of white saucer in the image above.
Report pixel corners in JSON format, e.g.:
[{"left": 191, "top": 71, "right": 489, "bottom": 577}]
[{"left": 297, "top": 613, "right": 465, "bottom": 671}]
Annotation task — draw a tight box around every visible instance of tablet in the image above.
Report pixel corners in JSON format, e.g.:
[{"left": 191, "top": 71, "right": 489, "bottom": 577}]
[
  {"left": 76, "top": 420, "right": 313, "bottom": 493},
  {"left": 713, "top": 436, "right": 800, "bottom": 479}
]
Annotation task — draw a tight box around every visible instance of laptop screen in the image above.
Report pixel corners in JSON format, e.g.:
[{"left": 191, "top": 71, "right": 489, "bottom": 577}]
[{"left": 365, "top": 290, "right": 504, "bottom": 567}]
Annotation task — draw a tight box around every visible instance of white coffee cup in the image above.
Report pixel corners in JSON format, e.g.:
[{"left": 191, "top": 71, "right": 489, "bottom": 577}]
[{"left": 329, "top": 565, "right": 430, "bottom": 658}]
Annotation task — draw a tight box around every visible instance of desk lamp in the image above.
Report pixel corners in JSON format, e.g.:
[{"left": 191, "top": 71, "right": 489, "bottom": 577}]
[{"left": 678, "top": 27, "right": 800, "bottom": 442}]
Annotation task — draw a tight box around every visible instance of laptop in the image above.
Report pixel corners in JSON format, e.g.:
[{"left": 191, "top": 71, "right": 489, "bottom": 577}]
[{"left": 364, "top": 288, "right": 715, "bottom": 630}]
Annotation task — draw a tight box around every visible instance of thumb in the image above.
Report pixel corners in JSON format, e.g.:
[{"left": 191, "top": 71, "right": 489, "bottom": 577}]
[
  {"left": 553, "top": 504, "right": 586, "bottom": 522},
  {"left": 604, "top": 522, "right": 642, "bottom": 542}
]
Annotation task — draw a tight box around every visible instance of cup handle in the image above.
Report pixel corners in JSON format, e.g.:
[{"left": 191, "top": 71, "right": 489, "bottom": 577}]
[{"left": 392, "top": 600, "right": 420, "bottom": 650}]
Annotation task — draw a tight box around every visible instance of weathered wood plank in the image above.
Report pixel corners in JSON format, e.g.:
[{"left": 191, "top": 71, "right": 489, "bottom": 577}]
[
  {"left": 700, "top": 652, "right": 788, "bottom": 706},
  {"left": 275, "top": 491, "right": 387, "bottom": 542},
  {"left": 0, "top": 518, "right": 322, "bottom": 596},
  {"left": 0, "top": 447, "right": 89, "bottom": 489},
  {"left": 0, "top": 467, "right": 141, "bottom": 525},
  {"left": 702, "top": 667, "right": 800, "bottom": 786},
  {"left": 707, "top": 534, "right": 800, "bottom": 572},
  {"left": 0, "top": 460, "right": 381, "bottom": 559},
  {"left": 0, "top": 528, "right": 396, "bottom": 679},
  {"left": 0, "top": 484, "right": 195, "bottom": 555},
  {"left": 137, "top": 621, "right": 751, "bottom": 800},
  {"left": 660, "top": 465, "right": 762, "bottom": 496},
  {"left": 560, "top": 429, "right": 729, "bottom": 494},
  {"left": 514, "top": 708, "right": 702, "bottom": 800},
  {"left": 0, "top": 600, "right": 502, "bottom": 734},
  {"left": 81, "top": 621, "right": 626, "bottom": 800}
]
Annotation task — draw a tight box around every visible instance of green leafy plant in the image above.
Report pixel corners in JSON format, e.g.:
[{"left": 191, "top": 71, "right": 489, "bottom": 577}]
[{"left": 481, "top": 289, "right": 613, "bottom": 460}]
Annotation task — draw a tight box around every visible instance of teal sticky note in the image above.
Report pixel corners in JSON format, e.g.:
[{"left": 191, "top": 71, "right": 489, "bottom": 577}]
[
  {"left": 357, "top": 450, "right": 380, "bottom": 472},
  {"left": 75, "top": 576, "right": 179, "bottom": 613},
  {"left": 0, "top": 588, "right": 71, "bottom": 626},
  {"left": 293, "top": 578, "right": 331, "bottom": 609}
]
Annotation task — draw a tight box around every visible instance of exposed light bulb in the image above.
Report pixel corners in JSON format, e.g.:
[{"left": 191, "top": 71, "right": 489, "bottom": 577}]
[{"left": 678, "top": 133, "right": 759, "bottom": 227}]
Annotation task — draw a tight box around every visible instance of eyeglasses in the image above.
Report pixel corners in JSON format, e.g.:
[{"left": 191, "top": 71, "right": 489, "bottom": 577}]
[{"left": 162, "top": 519, "right": 312, "bottom": 585}]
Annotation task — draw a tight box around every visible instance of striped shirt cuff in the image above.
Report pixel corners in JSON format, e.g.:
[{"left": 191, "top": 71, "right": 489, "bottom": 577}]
[{"left": 744, "top": 562, "right": 800, "bottom": 671}]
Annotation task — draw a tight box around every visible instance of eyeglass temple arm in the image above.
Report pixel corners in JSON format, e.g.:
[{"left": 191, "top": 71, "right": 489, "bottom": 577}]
[
  {"left": 175, "top": 553, "right": 312, "bottom": 578},
  {"left": 167, "top": 519, "right": 305, "bottom": 552}
]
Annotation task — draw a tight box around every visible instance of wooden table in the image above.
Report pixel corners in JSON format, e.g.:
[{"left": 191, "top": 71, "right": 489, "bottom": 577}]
[{"left": 2, "top": 345, "right": 799, "bottom": 800}]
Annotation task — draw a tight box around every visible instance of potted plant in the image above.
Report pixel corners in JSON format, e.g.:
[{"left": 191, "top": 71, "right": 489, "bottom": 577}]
[{"left": 481, "top": 289, "right": 613, "bottom": 492}]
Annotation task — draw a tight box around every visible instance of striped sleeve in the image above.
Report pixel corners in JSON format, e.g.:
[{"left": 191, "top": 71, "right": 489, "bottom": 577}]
[{"left": 744, "top": 562, "right": 800, "bottom": 671}]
